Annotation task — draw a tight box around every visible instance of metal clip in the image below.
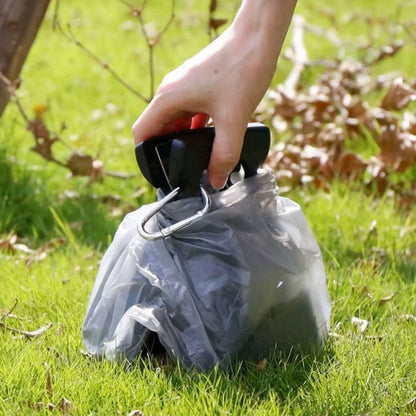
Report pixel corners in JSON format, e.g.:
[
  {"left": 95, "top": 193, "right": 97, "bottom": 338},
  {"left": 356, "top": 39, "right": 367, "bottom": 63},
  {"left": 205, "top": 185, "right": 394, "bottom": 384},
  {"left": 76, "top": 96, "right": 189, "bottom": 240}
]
[{"left": 137, "top": 186, "right": 211, "bottom": 240}]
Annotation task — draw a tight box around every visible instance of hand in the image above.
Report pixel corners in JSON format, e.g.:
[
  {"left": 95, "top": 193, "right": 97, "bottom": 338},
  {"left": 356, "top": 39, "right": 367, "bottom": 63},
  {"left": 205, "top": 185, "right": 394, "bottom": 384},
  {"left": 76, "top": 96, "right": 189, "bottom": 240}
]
[{"left": 132, "top": 0, "right": 297, "bottom": 189}]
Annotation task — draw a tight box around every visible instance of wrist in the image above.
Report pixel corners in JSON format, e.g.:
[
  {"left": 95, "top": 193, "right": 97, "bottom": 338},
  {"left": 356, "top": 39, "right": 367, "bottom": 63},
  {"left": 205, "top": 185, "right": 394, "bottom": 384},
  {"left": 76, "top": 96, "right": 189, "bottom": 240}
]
[{"left": 232, "top": 0, "right": 297, "bottom": 50}]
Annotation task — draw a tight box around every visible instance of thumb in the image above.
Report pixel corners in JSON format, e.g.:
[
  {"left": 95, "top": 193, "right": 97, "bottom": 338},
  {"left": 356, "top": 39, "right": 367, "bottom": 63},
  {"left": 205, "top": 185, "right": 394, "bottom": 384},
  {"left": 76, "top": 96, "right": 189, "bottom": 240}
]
[{"left": 208, "top": 120, "right": 246, "bottom": 190}]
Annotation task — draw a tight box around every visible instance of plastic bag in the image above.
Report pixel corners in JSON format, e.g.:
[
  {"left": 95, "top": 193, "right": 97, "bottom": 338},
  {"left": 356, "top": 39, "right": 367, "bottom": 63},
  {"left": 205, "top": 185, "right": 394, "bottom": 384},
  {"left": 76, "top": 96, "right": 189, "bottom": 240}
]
[{"left": 82, "top": 169, "right": 331, "bottom": 369}]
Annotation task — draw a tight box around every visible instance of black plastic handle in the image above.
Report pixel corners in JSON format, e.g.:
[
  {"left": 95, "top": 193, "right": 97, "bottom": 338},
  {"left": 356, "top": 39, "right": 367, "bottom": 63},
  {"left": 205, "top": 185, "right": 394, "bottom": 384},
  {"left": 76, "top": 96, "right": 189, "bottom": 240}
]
[{"left": 135, "top": 123, "right": 270, "bottom": 197}]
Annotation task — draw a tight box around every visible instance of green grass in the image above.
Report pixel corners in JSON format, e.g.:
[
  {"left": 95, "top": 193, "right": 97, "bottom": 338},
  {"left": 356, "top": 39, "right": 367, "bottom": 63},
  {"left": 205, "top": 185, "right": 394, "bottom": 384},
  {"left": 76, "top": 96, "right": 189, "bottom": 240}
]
[{"left": 1, "top": 0, "right": 416, "bottom": 415}]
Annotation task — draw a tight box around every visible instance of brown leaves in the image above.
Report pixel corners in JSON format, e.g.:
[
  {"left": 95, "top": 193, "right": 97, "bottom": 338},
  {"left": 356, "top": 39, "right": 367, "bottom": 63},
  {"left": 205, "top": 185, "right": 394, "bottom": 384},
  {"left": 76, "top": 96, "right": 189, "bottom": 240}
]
[
  {"left": 66, "top": 153, "right": 104, "bottom": 179},
  {"left": 209, "top": 18, "right": 228, "bottom": 32},
  {"left": 255, "top": 359, "right": 268, "bottom": 371},
  {"left": 207, "top": 0, "right": 227, "bottom": 38},
  {"left": 0, "top": 234, "right": 66, "bottom": 267},
  {"left": 28, "top": 118, "right": 58, "bottom": 161},
  {"left": 1, "top": 72, "right": 132, "bottom": 184},
  {"left": 24, "top": 365, "right": 75, "bottom": 414},
  {"left": 352, "top": 285, "right": 396, "bottom": 306},
  {"left": 381, "top": 77, "right": 416, "bottom": 111},
  {"left": 26, "top": 113, "right": 106, "bottom": 182},
  {"left": 259, "top": 19, "right": 416, "bottom": 208}
]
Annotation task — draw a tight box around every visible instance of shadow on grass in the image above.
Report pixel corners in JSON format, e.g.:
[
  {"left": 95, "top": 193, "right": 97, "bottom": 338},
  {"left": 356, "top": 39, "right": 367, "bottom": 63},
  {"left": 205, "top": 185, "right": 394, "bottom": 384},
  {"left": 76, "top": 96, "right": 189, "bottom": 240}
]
[
  {"left": 127, "top": 343, "right": 335, "bottom": 409},
  {"left": 0, "top": 147, "right": 119, "bottom": 246}
]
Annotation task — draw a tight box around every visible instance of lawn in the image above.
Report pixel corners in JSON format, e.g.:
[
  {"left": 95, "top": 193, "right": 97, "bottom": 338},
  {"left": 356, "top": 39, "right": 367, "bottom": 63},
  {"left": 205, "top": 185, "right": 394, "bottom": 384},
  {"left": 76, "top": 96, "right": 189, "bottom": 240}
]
[{"left": 0, "top": 0, "right": 415, "bottom": 415}]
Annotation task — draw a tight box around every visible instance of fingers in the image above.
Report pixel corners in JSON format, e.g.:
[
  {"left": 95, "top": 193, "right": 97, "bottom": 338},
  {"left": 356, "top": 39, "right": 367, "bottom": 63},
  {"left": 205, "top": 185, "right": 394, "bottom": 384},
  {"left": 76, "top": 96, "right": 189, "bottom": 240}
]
[
  {"left": 132, "top": 94, "right": 192, "bottom": 144},
  {"left": 208, "top": 119, "right": 246, "bottom": 189}
]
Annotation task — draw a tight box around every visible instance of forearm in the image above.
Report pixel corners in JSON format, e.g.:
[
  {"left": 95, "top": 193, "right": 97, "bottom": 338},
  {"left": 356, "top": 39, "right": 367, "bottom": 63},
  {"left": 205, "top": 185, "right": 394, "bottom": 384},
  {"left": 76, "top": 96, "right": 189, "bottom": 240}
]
[{"left": 231, "top": 0, "right": 297, "bottom": 72}]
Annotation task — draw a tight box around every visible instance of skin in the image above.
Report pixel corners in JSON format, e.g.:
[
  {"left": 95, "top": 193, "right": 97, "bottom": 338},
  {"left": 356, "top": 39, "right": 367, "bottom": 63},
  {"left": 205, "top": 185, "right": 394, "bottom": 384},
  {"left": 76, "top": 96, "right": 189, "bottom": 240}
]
[{"left": 132, "top": 0, "right": 297, "bottom": 190}]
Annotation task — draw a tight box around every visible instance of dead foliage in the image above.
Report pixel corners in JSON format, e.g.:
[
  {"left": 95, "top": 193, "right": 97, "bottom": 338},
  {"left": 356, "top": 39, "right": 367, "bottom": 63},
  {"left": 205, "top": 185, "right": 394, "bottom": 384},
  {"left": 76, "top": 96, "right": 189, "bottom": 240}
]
[
  {"left": 0, "top": 233, "right": 66, "bottom": 266},
  {"left": 256, "top": 10, "right": 416, "bottom": 208},
  {"left": 23, "top": 364, "right": 75, "bottom": 414},
  {"left": 0, "top": 299, "right": 52, "bottom": 339}
]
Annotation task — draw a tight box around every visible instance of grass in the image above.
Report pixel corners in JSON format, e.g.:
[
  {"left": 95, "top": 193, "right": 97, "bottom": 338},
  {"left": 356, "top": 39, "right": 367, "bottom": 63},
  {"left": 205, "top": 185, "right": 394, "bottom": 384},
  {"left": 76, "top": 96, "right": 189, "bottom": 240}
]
[{"left": 1, "top": 0, "right": 415, "bottom": 415}]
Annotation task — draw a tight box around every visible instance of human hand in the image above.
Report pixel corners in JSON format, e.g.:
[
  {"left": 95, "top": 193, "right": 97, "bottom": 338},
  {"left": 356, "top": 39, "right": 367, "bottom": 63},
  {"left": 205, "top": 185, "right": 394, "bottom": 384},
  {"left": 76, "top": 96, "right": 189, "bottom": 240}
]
[{"left": 132, "top": 0, "right": 296, "bottom": 189}]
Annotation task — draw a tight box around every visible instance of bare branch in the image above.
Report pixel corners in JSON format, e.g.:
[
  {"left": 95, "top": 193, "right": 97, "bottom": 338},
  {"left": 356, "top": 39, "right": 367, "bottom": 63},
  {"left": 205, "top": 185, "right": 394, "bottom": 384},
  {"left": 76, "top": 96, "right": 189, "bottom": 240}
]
[
  {"left": 0, "top": 321, "right": 53, "bottom": 338},
  {"left": 0, "top": 299, "right": 19, "bottom": 323},
  {"left": 282, "top": 15, "right": 308, "bottom": 97},
  {"left": 123, "top": 0, "right": 176, "bottom": 98},
  {"left": 0, "top": 72, "right": 30, "bottom": 123},
  {"left": 55, "top": 21, "right": 150, "bottom": 103}
]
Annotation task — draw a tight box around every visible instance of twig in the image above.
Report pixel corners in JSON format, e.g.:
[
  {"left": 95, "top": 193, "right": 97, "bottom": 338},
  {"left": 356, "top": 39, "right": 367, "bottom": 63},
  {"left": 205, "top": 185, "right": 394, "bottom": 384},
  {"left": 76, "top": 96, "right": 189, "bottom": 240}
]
[
  {"left": 303, "top": 22, "right": 346, "bottom": 59},
  {"left": 55, "top": 21, "right": 150, "bottom": 103},
  {"left": 283, "top": 15, "right": 308, "bottom": 97},
  {"left": 0, "top": 299, "right": 19, "bottom": 323},
  {"left": 104, "top": 170, "right": 136, "bottom": 179},
  {"left": 52, "top": 0, "right": 60, "bottom": 30},
  {"left": 0, "top": 321, "right": 53, "bottom": 338},
  {"left": 122, "top": 0, "right": 176, "bottom": 99},
  {"left": 403, "top": 22, "right": 416, "bottom": 44},
  {"left": 1, "top": 71, "right": 131, "bottom": 182},
  {"left": 0, "top": 72, "right": 30, "bottom": 123}
]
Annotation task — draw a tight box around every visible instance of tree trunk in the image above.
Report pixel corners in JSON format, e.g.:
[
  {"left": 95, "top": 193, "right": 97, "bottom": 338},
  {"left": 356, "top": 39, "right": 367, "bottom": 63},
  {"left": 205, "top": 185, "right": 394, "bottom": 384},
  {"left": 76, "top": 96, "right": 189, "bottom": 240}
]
[{"left": 0, "top": 0, "right": 50, "bottom": 117}]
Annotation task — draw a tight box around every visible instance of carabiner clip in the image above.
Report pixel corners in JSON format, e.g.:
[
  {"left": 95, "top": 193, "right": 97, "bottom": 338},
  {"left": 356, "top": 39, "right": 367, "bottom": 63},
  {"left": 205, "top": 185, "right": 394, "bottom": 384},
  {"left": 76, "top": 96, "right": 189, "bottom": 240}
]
[{"left": 137, "top": 186, "right": 211, "bottom": 240}]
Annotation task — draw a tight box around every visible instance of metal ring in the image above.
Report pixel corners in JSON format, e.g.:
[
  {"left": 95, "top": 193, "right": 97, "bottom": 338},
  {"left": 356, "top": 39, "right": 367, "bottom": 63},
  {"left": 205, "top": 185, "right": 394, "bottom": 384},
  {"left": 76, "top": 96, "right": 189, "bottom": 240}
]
[{"left": 137, "top": 186, "right": 211, "bottom": 240}]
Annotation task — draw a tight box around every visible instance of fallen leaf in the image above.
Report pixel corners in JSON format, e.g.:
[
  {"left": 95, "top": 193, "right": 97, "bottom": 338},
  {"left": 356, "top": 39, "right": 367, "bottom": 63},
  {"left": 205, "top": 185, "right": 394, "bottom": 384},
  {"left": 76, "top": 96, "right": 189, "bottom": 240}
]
[
  {"left": 324, "top": 404, "right": 333, "bottom": 416},
  {"left": 0, "top": 321, "right": 52, "bottom": 338},
  {"left": 378, "top": 293, "right": 395, "bottom": 306},
  {"left": 102, "top": 194, "right": 122, "bottom": 207},
  {"left": 405, "top": 397, "right": 416, "bottom": 413},
  {"left": 381, "top": 77, "right": 416, "bottom": 111},
  {"left": 58, "top": 397, "right": 74, "bottom": 415},
  {"left": 352, "top": 285, "right": 373, "bottom": 299},
  {"left": 401, "top": 314, "right": 416, "bottom": 323},
  {"left": 66, "top": 153, "right": 96, "bottom": 177},
  {"left": 255, "top": 359, "right": 267, "bottom": 371},
  {"left": 336, "top": 151, "right": 367, "bottom": 177},
  {"left": 209, "top": 18, "right": 228, "bottom": 31},
  {"left": 127, "top": 411, "right": 145, "bottom": 416},
  {"left": 351, "top": 316, "right": 370, "bottom": 333},
  {"left": 46, "top": 367, "right": 53, "bottom": 400}
]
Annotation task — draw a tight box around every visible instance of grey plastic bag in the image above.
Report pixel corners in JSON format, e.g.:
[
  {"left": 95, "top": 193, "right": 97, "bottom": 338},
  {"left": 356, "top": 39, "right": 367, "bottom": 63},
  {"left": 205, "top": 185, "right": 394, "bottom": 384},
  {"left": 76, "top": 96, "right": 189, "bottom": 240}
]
[{"left": 82, "top": 170, "right": 331, "bottom": 369}]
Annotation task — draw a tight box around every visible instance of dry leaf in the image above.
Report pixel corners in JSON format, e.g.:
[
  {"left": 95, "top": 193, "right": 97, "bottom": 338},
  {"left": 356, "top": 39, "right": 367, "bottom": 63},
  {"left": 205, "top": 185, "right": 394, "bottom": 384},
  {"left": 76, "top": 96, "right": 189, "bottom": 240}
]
[
  {"left": 58, "top": 397, "right": 74, "bottom": 415},
  {"left": 209, "top": 18, "right": 228, "bottom": 31},
  {"left": 28, "top": 119, "right": 57, "bottom": 161},
  {"left": 0, "top": 234, "right": 18, "bottom": 254},
  {"left": 352, "top": 285, "right": 373, "bottom": 299},
  {"left": 378, "top": 293, "right": 395, "bottom": 306},
  {"left": 381, "top": 78, "right": 416, "bottom": 111},
  {"left": 46, "top": 367, "right": 53, "bottom": 400},
  {"left": 255, "top": 359, "right": 267, "bottom": 371},
  {"left": 401, "top": 314, "right": 416, "bottom": 322},
  {"left": 66, "top": 153, "right": 95, "bottom": 176},
  {"left": 405, "top": 397, "right": 416, "bottom": 412},
  {"left": 127, "top": 411, "right": 145, "bottom": 416},
  {"left": 351, "top": 316, "right": 369, "bottom": 333},
  {"left": 0, "top": 321, "right": 52, "bottom": 338},
  {"left": 336, "top": 152, "right": 367, "bottom": 177},
  {"left": 209, "top": 0, "right": 217, "bottom": 13}
]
